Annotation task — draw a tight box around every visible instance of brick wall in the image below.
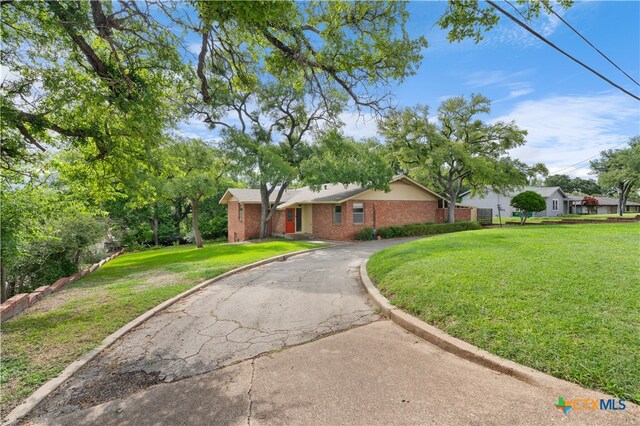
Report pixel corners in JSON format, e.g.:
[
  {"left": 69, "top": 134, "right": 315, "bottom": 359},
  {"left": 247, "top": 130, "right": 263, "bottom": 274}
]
[
  {"left": 243, "top": 204, "right": 262, "bottom": 240},
  {"left": 227, "top": 202, "right": 287, "bottom": 242},
  {"left": 271, "top": 210, "right": 285, "bottom": 235},
  {"left": 374, "top": 200, "right": 438, "bottom": 226},
  {"left": 312, "top": 200, "right": 441, "bottom": 241},
  {"left": 436, "top": 207, "right": 472, "bottom": 223},
  {"left": 230, "top": 200, "right": 475, "bottom": 242},
  {"left": 226, "top": 202, "right": 263, "bottom": 242},
  {"left": 227, "top": 201, "right": 244, "bottom": 242}
]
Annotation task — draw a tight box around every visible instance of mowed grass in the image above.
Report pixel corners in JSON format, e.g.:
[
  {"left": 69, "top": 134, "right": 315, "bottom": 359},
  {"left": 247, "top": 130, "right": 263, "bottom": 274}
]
[
  {"left": 368, "top": 224, "right": 640, "bottom": 403},
  {"left": 500, "top": 213, "right": 639, "bottom": 223},
  {"left": 0, "top": 240, "right": 322, "bottom": 415}
]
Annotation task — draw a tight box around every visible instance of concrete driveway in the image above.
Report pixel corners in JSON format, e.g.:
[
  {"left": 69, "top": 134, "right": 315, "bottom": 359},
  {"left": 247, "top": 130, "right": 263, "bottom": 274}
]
[
  {"left": 29, "top": 239, "right": 409, "bottom": 420},
  {"left": 28, "top": 239, "right": 639, "bottom": 425}
]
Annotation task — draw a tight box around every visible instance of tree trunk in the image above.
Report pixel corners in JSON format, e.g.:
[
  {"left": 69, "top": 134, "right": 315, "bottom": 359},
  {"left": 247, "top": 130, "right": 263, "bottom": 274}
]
[
  {"left": 621, "top": 181, "right": 632, "bottom": 216},
  {"left": 191, "top": 197, "right": 204, "bottom": 248},
  {"left": 259, "top": 185, "right": 270, "bottom": 239},
  {"left": 259, "top": 183, "right": 289, "bottom": 239},
  {"left": 617, "top": 182, "right": 624, "bottom": 216},
  {"left": 152, "top": 206, "right": 160, "bottom": 247},
  {"left": 1, "top": 261, "right": 7, "bottom": 303},
  {"left": 447, "top": 187, "right": 456, "bottom": 224}
]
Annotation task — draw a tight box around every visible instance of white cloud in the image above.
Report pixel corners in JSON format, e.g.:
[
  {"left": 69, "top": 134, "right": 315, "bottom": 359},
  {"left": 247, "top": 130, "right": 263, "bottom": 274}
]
[
  {"left": 187, "top": 42, "right": 201, "bottom": 55},
  {"left": 339, "top": 111, "right": 380, "bottom": 139},
  {"left": 464, "top": 70, "right": 534, "bottom": 103},
  {"left": 494, "top": 93, "right": 640, "bottom": 178},
  {"left": 176, "top": 119, "right": 219, "bottom": 142},
  {"left": 506, "top": 88, "right": 534, "bottom": 99},
  {"left": 0, "top": 64, "right": 19, "bottom": 83},
  {"left": 485, "top": 1, "right": 571, "bottom": 48},
  {"left": 465, "top": 70, "right": 531, "bottom": 88}
]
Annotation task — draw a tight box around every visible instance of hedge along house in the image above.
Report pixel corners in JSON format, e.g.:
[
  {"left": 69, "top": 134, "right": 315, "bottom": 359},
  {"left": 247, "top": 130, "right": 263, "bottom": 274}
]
[{"left": 219, "top": 175, "right": 475, "bottom": 242}]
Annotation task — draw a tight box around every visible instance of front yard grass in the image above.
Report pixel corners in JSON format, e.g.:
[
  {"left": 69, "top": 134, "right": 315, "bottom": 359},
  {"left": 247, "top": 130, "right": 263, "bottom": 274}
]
[
  {"left": 498, "top": 212, "right": 639, "bottom": 223},
  {"left": 367, "top": 223, "right": 640, "bottom": 403},
  {"left": 0, "top": 240, "right": 322, "bottom": 415}
]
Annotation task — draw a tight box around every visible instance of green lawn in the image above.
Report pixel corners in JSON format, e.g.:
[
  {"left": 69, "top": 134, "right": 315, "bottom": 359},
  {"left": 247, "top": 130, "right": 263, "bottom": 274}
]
[
  {"left": 0, "top": 240, "right": 322, "bottom": 415},
  {"left": 498, "top": 213, "right": 639, "bottom": 223},
  {"left": 368, "top": 224, "right": 640, "bottom": 403}
]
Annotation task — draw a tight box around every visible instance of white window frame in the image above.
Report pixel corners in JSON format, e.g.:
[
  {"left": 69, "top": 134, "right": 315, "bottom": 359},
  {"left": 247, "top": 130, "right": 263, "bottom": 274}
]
[
  {"left": 333, "top": 205, "right": 342, "bottom": 224},
  {"left": 552, "top": 199, "right": 559, "bottom": 211},
  {"left": 352, "top": 203, "right": 364, "bottom": 225},
  {"left": 238, "top": 203, "right": 244, "bottom": 221}
]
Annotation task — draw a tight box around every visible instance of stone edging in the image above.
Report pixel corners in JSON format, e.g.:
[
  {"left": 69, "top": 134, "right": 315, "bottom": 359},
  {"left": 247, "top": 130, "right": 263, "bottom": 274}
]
[
  {"left": 0, "top": 250, "right": 125, "bottom": 323},
  {"left": 2, "top": 244, "right": 331, "bottom": 426},
  {"left": 360, "top": 258, "right": 552, "bottom": 387}
]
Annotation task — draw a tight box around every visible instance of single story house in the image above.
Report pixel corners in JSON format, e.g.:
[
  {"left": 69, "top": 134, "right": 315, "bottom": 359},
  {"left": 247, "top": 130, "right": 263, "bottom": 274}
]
[
  {"left": 460, "top": 186, "right": 569, "bottom": 218},
  {"left": 219, "top": 175, "right": 475, "bottom": 242},
  {"left": 568, "top": 196, "right": 640, "bottom": 214}
]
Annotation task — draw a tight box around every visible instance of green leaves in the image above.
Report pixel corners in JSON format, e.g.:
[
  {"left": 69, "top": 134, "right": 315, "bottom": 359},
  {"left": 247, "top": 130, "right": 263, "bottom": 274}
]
[
  {"left": 438, "top": 0, "right": 573, "bottom": 44},
  {"left": 380, "top": 95, "right": 529, "bottom": 197},
  {"left": 163, "top": 138, "right": 228, "bottom": 202},
  {"left": 510, "top": 190, "right": 547, "bottom": 224},
  {"left": 301, "top": 130, "right": 393, "bottom": 191},
  {"left": 590, "top": 136, "right": 640, "bottom": 213},
  {"left": 380, "top": 95, "right": 529, "bottom": 222},
  {"left": 1, "top": 0, "right": 185, "bottom": 194}
]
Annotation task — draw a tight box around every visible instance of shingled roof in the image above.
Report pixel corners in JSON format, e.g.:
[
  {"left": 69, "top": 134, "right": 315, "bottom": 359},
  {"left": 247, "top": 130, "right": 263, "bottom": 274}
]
[
  {"left": 567, "top": 195, "right": 640, "bottom": 206},
  {"left": 277, "top": 184, "right": 368, "bottom": 209},
  {"left": 219, "top": 188, "right": 297, "bottom": 204},
  {"left": 220, "top": 175, "right": 447, "bottom": 207}
]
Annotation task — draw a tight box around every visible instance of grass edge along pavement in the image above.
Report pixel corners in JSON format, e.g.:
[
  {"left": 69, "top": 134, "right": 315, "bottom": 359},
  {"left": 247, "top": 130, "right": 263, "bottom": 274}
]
[
  {"left": 499, "top": 213, "right": 639, "bottom": 223},
  {"left": 0, "top": 240, "right": 324, "bottom": 418},
  {"left": 367, "top": 223, "right": 640, "bottom": 404}
]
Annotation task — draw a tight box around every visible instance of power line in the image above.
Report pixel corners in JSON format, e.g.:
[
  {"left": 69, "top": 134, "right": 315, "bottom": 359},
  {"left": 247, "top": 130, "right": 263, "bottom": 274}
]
[
  {"left": 486, "top": 0, "right": 640, "bottom": 102},
  {"left": 551, "top": 141, "right": 628, "bottom": 175},
  {"left": 544, "top": 4, "right": 640, "bottom": 87}
]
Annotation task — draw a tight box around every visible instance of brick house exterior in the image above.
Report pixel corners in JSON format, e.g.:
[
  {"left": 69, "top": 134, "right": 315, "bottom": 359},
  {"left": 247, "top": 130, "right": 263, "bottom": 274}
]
[{"left": 220, "top": 176, "right": 475, "bottom": 242}]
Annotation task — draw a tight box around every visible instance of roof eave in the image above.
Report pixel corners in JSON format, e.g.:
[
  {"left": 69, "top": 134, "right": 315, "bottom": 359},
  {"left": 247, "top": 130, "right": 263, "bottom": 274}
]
[{"left": 219, "top": 189, "right": 233, "bottom": 205}]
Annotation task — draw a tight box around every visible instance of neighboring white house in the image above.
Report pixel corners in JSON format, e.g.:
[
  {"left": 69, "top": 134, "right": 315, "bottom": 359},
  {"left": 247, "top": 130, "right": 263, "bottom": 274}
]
[{"left": 460, "top": 186, "right": 569, "bottom": 218}]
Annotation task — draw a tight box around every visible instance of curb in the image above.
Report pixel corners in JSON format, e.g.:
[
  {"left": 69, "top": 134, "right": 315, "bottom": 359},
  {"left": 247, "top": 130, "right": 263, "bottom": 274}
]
[
  {"left": 3, "top": 244, "right": 331, "bottom": 426},
  {"left": 360, "top": 258, "right": 544, "bottom": 387}
]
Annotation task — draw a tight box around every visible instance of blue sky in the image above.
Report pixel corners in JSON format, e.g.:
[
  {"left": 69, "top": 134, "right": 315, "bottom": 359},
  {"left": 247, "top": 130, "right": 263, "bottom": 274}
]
[{"left": 181, "top": 1, "right": 640, "bottom": 179}]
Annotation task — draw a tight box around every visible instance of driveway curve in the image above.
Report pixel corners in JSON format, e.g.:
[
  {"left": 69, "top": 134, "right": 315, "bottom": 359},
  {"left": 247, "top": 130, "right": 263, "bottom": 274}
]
[
  {"left": 31, "top": 239, "right": 413, "bottom": 418},
  {"left": 27, "top": 238, "right": 640, "bottom": 425}
]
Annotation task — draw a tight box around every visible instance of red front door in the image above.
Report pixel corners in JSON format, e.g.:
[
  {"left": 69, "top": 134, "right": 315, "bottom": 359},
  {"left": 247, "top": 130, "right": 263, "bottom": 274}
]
[{"left": 285, "top": 208, "right": 295, "bottom": 233}]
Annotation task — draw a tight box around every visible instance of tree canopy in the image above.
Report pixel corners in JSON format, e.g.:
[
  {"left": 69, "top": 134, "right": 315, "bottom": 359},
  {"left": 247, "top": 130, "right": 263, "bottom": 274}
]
[
  {"left": 590, "top": 136, "right": 640, "bottom": 215},
  {"left": 510, "top": 191, "right": 546, "bottom": 225},
  {"left": 1, "top": 1, "right": 185, "bottom": 197},
  {"left": 0, "top": 1, "right": 578, "bottom": 301},
  {"left": 195, "top": 1, "right": 428, "bottom": 237},
  {"left": 544, "top": 174, "right": 603, "bottom": 195},
  {"left": 379, "top": 94, "right": 541, "bottom": 223}
]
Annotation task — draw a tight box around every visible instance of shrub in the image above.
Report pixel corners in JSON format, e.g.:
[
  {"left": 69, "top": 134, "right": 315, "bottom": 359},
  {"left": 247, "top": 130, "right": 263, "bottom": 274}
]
[
  {"left": 510, "top": 191, "right": 546, "bottom": 224},
  {"left": 377, "top": 221, "right": 481, "bottom": 239},
  {"left": 355, "top": 227, "right": 375, "bottom": 240},
  {"left": 581, "top": 195, "right": 600, "bottom": 215}
]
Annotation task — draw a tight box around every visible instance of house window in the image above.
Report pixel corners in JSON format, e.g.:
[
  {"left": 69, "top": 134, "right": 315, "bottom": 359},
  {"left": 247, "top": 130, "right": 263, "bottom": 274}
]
[
  {"left": 333, "top": 205, "right": 342, "bottom": 224},
  {"left": 552, "top": 199, "right": 559, "bottom": 211},
  {"left": 238, "top": 204, "right": 244, "bottom": 221},
  {"left": 353, "top": 203, "right": 364, "bottom": 224}
]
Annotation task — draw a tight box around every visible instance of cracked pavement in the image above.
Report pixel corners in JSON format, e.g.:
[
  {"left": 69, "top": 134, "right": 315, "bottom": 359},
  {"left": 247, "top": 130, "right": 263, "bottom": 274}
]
[
  {"left": 29, "top": 239, "right": 413, "bottom": 422},
  {"left": 30, "top": 321, "right": 640, "bottom": 426}
]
